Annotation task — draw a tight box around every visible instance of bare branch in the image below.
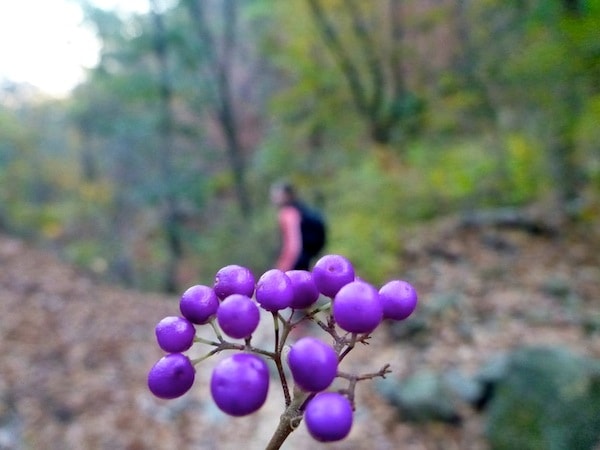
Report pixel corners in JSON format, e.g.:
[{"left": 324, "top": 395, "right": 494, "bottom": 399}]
[
  {"left": 344, "top": 0, "right": 385, "bottom": 116},
  {"left": 306, "top": 0, "right": 370, "bottom": 114},
  {"left": 337, "top": 363, "right": 392, "bottom": 408},
  {"left": 388, "top": 0, "right": 406, "bottom": 102},
  {"left": 183, "top": 0, "right": 251, "bottom": 217}
]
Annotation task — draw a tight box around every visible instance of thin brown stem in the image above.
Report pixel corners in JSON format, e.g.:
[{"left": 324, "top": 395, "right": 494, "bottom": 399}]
[
  {"left": 271, "top": 312, "right": 292, "bottom": 406},
  {"left": 209, "top": 319, "right": 224, "bottom": 342},
  {"left": 273, "top": 353, "right": 291, "bottom": 407},
  {"left": 337, "top": 333, "right": 357, "bottom": 362},
  {"left": 193, "top": 336, "right": 221, "bottom": 346},
  {"left": 337, "top": 363, "right": 392, "bottom": 407},
  {"left": 265, "top": 388, "right": 309, "bottom": 450}
]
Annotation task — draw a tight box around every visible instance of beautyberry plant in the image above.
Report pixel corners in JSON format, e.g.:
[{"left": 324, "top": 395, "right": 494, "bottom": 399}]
[{"left": 147, "top": 254, "right": 419, "bottom": 449}]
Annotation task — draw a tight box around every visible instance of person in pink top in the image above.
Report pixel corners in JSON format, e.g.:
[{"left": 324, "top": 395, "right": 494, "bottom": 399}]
[{"left": 270, "top": 181, "right": 326, "bottom": 271}]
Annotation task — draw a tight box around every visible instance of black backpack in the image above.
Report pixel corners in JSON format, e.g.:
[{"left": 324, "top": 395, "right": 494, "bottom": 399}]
[{"left": 296, "top": 203, "right": 327, "bottom": 257}]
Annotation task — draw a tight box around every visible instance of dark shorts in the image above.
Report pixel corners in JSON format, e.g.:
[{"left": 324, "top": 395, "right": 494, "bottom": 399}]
[{"left": 293, "top": 253, "right": 312, "bottom": 271}]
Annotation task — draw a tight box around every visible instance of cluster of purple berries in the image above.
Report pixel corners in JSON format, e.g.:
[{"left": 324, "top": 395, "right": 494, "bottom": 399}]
[{"left": 147, "top": 254, "right": 418, "bottom": 443}]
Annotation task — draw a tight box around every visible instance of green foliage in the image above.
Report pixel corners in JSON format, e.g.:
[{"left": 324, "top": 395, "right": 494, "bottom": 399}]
[
  {"left": 503, "top": 133, "right": 547, "bottom": 203},
  {"left": 63, "top": 240, "right": 109, "bottom": 274},
  {"left": 403, "top": 136, "right": 546, "bottom": 211},
  {"left": 322, "top": 155, "right": 404, "bottom": 285},
  {"left": 2, "top": 0, "right": 599, "bottom": 293},
  {"left": 422, "top": 141, "right": 498, "bottom": 208},
  {"left": 311, "top": 134, "right": 548, "bottom": 287},
  {"left": 576, "top": 94, "right": 600, "bottom": 187},
  {"left": 314, "top": 135, "right": 546, "bottom": 285},
  {"left": 183, "top": 201, "right": 277, "bottom": 285}
]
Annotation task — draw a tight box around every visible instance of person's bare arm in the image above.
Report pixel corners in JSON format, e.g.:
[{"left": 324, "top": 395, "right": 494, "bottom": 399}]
[{"left": 275, "top": 206, "right": 302, "bottom": 271}]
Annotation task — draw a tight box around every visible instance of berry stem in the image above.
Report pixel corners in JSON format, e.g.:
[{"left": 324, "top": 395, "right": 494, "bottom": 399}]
[
  {"left": 193, "top": 336, "right": 221, "bottom": 346},
  {"left": 337, "top": 363, "right": 392, "bottom": 382},
  {"left": 247, "top": 345, "right": 277, "bottom": 359},
  {"left": 337, "top": 333, "right": 357, "bottom": 362},
  {"left": 270, "top": 312, "right": 292, "bottom": 406},
  {"left": 191, "top": 337, "right": 278, "bottom": 365},
  {"left": 272, "top": 312, "right": 280, "bottom": 353},
  {"left": 280, "top": 310, "right": 293, "bottom": 326},
  {"left": 265, "top": 388, "right": 309, "bottom": 450},
  {"left": 273, "top": 353, "right": 291, "bottom": 407},
  {"left": 277, "top": 321, "right": 292, "bottom": 355},
  {"left": 336, "top": 363, "right": 392, "bottom": 407},
  {"left": 190, "top": 347, "right": 222, "bottom": 364},
  {"left": 303, "top": 300, "right": 331, "bottom": 320},
  {"left": 297, "top": 301, "right": 331, "bottom": 331},
  {"left": 209, "top": 319, "right": 224, "bottom": 342},
  {"left": 311, "top": 317, "right": 329, "bottom": 333}
]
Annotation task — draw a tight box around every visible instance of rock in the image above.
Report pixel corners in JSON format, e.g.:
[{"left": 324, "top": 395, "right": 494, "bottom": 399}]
[
  {"left": 377, "top": 344, "right": 600, "bottom": 450},
  {"left": 540, "top": 277, "right": 572, "bottom": 299},
  {"left": 387, "top": 315, "right": 429, "bottom": 343},
  {"left": 583, "top": 313, "right": 600, "bottom": 335},
  {"left": 375, "top": 369, "right": 462, "bottom": 425},
  {"left": 481, "top": 346, "right": 600, "bottom": 450},
  {"left": 0, "top": 397, "right": 24, "bottom": 450},
  {"left": 442, "top": 368, "right": 483, "bottom": 406}
]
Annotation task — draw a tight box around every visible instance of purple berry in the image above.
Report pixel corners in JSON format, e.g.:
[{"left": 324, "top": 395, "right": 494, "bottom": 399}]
[
  {"left": 312, "top": 254, "right": 355, "bottom": 298},
  {"left": 210, "top": 353, "right": 269, "bottom": 416},
  {"left": 214, "top": 265, "right": 255, "bottom": 300},
  {"left": 379, "top": 280, "right": 418, "bottom": 320},
  {"left": 216, "top": 294, "right": 260, "bottom": 339},
  {"left": 180, "top": 284, "right": 219, "bottom": 324},
  {"left": 255, "top": 269, "right": 294, "bottom": 312},
  {"left": 148, "top": 353, "right": 195, "bottom": 399},
  {"left": 285, "top": 270, "right": 320, "bottom": 309},
  {"left": 287, "top": 337, "right": 338, "bottom": 392},
  {"left": 155, "top": 316, "right": 196, "bottom": 353},
  {"left": 304, "top": 392, "right": 353, "bottom": 442},
  {"left": 333, "top": 281, "right": 383, "bottom": 333}
]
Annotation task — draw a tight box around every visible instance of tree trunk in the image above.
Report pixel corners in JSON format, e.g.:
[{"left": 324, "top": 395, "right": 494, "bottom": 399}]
[
  {"left": 150, "top": 1, "right": 184, "bottom": 293},
  {"left": 306, "top": 0, "right": 409, "bottom": 145},
  {"left": 454, "top": 0, "right": 512, "bottom": 201},
  {"left": 184, "top": 0, "right": 252, "bottom": 218}
]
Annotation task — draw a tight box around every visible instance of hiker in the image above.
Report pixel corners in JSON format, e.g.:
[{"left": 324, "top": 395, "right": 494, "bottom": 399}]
[{"left": 270, "top": 181, "right": 326, "bottom": 271}]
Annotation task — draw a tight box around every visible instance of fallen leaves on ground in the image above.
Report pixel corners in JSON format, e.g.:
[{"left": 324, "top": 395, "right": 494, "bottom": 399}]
[{"left": 1, "top": 212, "right": 599, "bottom": 450}]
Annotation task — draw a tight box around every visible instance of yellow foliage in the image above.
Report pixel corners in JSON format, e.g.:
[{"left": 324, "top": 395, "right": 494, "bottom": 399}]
[
  {"left": 79, "top": 180, "right": 113, "bottom": 205},
  {"left": 41, "top": 221, "right": 64, "bottom": 240},
  {"left": 505, "top": 132, "right": 546, "bottom": 199},
  {"left": 45, "top": 159, "right": 79, "bottom": 191}
]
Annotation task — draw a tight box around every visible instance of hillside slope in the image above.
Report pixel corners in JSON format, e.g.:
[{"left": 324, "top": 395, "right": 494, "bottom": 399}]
[{"left": 1, "top": 212, "right": 599, "bottom": 449}]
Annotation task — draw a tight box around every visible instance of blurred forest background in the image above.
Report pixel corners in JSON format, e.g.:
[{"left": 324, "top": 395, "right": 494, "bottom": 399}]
[{"left": 1, "top": 0, "right": 599, "bottom": 293}]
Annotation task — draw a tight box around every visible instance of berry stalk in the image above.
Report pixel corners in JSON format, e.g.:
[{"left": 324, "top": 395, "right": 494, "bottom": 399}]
[
  {"left": 265, "top": 387, "right": 309, "bottom": 450},
  {"left": 147, "top": 255, "right": 419, "bottom": 448}
]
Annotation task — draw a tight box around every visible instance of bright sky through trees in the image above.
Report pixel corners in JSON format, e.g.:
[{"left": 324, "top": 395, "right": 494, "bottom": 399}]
[{"left": 0, "top": 0, "right": 148, "bottom": 97}]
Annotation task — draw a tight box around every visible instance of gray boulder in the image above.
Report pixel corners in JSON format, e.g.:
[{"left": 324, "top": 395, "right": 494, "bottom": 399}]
[
  {"left": 375, "top": 369, "right": 470, "bottom": 425},
  {"left": 480, "top": 346, "right": 600, "bottom": 450}
]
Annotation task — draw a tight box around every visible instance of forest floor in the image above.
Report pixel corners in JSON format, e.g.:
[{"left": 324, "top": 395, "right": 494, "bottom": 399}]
[{"left": 1, "top": 206, "right": 599, "bottom": 450}]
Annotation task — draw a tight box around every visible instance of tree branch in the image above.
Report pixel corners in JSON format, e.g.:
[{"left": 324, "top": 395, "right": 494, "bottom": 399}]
[
  {"left": 389, "top": 0, "right": 406, "bottom": 98},
  {"left": 344, "top": 0, "right": 386, "bottom": 117},
  {"left": 183, "top": 0, "right": 251, "bottom": 217},
  {"left": 305, "top": 0, "right": 370, "bottom": 114},
  {"left": 183, "top": 0, "right": 222, "bottom": 97}
]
